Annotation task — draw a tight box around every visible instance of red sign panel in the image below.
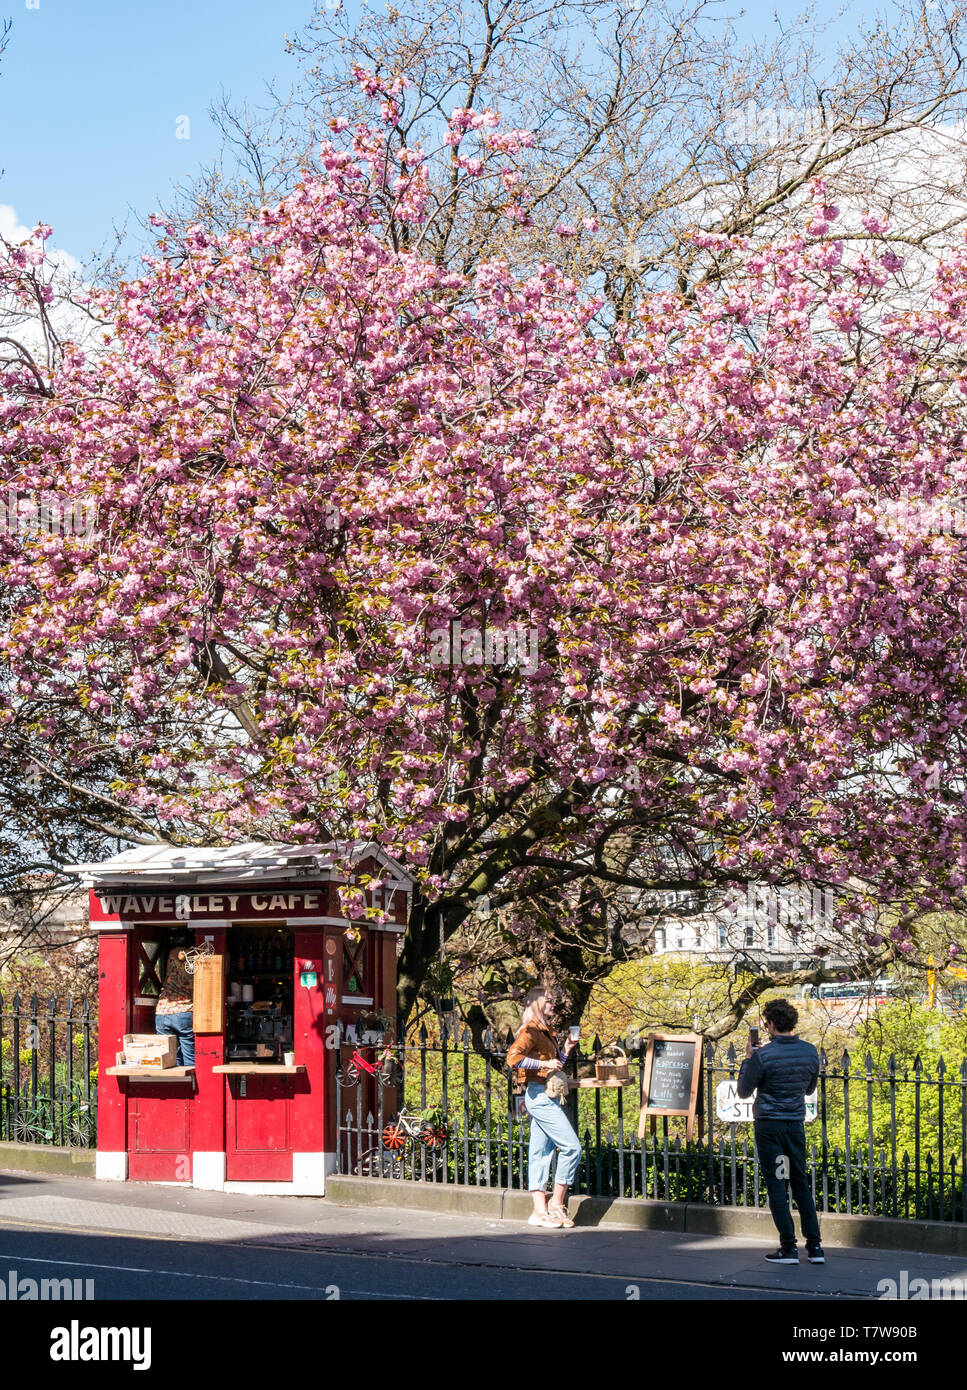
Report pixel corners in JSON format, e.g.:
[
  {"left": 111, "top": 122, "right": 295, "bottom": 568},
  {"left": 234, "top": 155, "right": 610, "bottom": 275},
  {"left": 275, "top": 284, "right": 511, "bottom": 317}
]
[{"left": 90, "top": 880, "right": 406, "bottom": 924}]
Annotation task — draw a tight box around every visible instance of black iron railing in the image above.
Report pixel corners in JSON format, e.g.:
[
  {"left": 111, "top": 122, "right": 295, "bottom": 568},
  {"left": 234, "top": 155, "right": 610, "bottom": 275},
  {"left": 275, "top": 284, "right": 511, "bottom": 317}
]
[
  {"left": 0, "top": 992, "right": 96, "bottom": 1147},
  {"left": 335, "top": 1027, "right": 967, "bottom": 1223},
  {"left": 3, "top": 991, "right": 964, "bottom": 1221}
]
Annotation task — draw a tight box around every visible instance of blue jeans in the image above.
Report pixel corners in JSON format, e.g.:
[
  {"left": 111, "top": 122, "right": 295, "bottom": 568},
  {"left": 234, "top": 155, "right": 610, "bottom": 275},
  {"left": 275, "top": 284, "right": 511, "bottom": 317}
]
[
  {"left": 524, "top": 1082, "right": 582, "bottom": 1190},
  {"left": 155, "top": 1012, "right": 195, "bottom": 1067}
]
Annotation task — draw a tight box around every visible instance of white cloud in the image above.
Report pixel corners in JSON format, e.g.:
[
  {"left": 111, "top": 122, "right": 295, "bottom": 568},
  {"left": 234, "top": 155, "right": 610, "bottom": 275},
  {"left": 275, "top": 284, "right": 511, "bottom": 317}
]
[
  {"left": 0, "top": 203, "right": 98, "bottom": 364},
  {"left": 0, "top": 203, "right": 83, "bottom": 275},
  {"left": 0, "top": 204, "right": 30, "bottom": 244}
]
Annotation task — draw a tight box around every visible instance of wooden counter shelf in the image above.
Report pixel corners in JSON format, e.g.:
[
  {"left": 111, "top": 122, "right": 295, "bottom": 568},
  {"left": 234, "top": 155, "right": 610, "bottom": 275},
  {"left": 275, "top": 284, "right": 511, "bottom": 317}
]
[
  {"left": 212, "top": 1063, "right": 305, "bottom": 1075},
  {"left": 106, "top": 1066, "right": 195, "bottom": 1080},
  {"left": 567, "top": 1077, "right": 635, "bottom": 1089}
]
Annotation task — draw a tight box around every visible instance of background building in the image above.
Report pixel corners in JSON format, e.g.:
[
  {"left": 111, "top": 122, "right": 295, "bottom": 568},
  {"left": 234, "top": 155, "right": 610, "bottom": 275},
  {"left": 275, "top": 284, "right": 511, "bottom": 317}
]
[{"left": 647, "top": 883, "right": 845, "bottom": 972}]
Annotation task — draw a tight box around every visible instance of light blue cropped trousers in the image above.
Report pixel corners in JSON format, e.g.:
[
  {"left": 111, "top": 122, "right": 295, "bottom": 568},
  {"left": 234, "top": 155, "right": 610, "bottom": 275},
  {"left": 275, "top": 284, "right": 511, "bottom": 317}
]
[{"left": 524, "top": 1081, "right": 582, "bottom": 1189}]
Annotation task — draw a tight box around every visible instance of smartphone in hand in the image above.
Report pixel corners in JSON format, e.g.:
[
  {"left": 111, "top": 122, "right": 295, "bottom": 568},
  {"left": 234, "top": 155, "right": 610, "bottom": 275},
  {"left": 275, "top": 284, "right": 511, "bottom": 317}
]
[{"left": 749, "top": 1026, "right": 759, "bottom": 1048}]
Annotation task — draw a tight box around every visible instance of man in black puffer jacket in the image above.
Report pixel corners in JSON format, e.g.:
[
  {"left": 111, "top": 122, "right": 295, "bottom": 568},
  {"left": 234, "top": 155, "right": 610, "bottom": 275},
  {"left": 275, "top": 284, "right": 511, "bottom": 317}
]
[{"left": 737, "top": 998, "right": 823, "bottom": 1265}]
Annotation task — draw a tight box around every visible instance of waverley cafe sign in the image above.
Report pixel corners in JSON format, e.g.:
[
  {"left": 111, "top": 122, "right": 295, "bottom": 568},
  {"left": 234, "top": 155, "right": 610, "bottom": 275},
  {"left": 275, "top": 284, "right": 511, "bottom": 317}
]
[{"left": 89, "top": 883, "right": 402, "bottom": 925}]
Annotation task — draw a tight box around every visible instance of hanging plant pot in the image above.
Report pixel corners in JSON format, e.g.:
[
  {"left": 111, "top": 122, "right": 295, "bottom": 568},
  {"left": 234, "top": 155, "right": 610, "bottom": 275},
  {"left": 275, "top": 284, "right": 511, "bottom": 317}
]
[{"left": 424, "top": 950, "right": 457, "bottom": 1006}]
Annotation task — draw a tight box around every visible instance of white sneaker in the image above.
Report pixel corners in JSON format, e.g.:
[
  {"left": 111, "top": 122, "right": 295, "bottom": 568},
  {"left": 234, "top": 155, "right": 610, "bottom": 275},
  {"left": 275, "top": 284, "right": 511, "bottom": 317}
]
[
  {"left": 548, "top": 1204, "right": 574, "bottom": 1228},
  {"left": 527, "top": 1211, "right": 564, "bottom": 1228}
]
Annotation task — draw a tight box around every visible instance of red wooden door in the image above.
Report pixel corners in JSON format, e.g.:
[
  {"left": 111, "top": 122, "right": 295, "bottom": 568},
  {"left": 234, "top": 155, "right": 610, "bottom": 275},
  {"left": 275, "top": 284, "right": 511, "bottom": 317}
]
[
  {"left": 225, "top": 1074, "right": 294, "bottom": 1180},
  {"left": 128, "top": 1083, "right": 193, "bottom": 1182}
]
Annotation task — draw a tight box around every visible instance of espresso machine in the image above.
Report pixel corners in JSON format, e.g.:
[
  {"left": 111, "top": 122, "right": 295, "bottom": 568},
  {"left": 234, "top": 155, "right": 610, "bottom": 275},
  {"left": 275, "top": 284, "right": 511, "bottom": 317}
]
[{"left": 226, "top": 1004, "right": 292, "bottom": 1062}]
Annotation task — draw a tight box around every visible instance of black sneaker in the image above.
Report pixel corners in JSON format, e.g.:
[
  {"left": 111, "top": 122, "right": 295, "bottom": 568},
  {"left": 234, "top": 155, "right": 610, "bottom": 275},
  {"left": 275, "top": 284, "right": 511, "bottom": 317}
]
[
  {"left": 806, "top": 1245, "right": 825, "bottom": 1264},
  {"left": 765, "top": 1248, "right": 799, "bottom": 1264}
]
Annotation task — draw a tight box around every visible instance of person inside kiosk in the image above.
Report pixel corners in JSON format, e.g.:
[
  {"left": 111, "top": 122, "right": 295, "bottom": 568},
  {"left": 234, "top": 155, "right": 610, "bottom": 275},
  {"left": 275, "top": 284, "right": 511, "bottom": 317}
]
[{"left": 154, "top": 932, "right": 196, "bottom": 1067}]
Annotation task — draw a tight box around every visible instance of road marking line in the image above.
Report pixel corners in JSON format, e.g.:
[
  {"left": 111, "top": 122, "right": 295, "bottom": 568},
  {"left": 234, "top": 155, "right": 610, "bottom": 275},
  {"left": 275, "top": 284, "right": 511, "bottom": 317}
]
[{"left": 0, "top": 1249, "right": 440, "bottom": 1299}]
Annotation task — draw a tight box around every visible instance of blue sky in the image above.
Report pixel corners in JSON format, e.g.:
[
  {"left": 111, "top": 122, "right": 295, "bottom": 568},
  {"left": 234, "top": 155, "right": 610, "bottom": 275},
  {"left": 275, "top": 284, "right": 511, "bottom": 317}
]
[
  {"left": 0, "top": 0, "right": 311, "bottom": 260},
  {"left": 0, "top": 0, "right": 880, "bottom": 268}
]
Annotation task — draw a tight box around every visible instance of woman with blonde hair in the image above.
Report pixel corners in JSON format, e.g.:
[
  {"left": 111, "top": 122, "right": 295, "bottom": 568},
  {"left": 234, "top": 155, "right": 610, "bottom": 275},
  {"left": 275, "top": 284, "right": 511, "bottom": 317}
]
[{"left": 506, "top": 986, "right": 582, "bottom": 1229}]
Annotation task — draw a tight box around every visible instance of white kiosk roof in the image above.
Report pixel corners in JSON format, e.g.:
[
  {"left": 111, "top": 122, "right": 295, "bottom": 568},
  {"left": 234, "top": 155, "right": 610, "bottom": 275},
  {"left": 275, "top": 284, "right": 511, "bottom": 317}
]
[{"left": 65, "top": 840, "right": 415, "bottom": 889}]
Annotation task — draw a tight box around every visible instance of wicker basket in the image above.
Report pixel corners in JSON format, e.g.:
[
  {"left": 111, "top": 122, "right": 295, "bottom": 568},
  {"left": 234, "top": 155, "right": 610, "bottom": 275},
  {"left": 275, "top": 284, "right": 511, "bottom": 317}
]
[{"left": 595, "top": 1044, "right": 630, "bottom": 1083}]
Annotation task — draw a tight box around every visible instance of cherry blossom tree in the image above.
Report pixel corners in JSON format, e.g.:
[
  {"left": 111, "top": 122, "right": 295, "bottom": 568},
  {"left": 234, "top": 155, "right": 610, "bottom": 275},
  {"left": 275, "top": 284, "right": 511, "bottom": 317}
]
[{"left": 4, "top": 77, "right": 967, "bottom": 1022}]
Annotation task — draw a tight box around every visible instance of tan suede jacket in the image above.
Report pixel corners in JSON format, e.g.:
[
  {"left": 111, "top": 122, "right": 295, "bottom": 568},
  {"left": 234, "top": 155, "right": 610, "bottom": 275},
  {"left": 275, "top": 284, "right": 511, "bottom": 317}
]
[{"left": 506, "top": 1023, "right": 560, "bottom": 1093}]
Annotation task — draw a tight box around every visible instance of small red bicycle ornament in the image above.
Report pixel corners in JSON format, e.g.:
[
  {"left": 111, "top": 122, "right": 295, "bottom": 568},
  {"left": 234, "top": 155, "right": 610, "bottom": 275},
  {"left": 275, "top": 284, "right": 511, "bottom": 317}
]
[{"left": 335, "top": 1041, "right": 401, "bottom": 1089}]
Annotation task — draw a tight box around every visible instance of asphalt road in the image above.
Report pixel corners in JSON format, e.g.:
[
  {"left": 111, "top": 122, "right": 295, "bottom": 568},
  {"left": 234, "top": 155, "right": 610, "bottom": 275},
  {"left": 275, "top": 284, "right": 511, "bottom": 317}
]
[{"left": 0, "top": 1222, "right": 844, "bottom": 1301}]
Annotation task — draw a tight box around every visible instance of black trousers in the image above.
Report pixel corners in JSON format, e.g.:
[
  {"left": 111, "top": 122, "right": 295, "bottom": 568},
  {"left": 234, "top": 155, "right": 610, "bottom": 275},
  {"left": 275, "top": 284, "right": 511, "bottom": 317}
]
[{"left": 754, "top": 1119, "right": 822, "bottom": 1248}]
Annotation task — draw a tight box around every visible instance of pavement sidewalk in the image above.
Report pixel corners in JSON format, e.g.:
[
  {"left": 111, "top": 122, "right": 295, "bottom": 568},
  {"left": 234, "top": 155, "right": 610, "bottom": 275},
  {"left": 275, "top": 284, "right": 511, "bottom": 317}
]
[{"left": 1, "top": 1166, "right": 964, "bottom": 1298}]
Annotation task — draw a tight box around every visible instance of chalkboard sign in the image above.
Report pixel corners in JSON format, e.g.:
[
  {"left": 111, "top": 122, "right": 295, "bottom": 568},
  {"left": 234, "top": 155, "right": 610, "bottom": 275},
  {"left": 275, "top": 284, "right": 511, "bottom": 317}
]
[{"left": 637, "top": 1033, "right": 703, "bottom": 1141}]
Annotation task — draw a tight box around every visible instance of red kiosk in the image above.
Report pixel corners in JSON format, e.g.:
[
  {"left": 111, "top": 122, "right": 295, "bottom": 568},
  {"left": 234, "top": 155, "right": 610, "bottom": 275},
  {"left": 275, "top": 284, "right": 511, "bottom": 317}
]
[{"left": 67, "top": 842, "right": 413, "bottom": 1193}]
